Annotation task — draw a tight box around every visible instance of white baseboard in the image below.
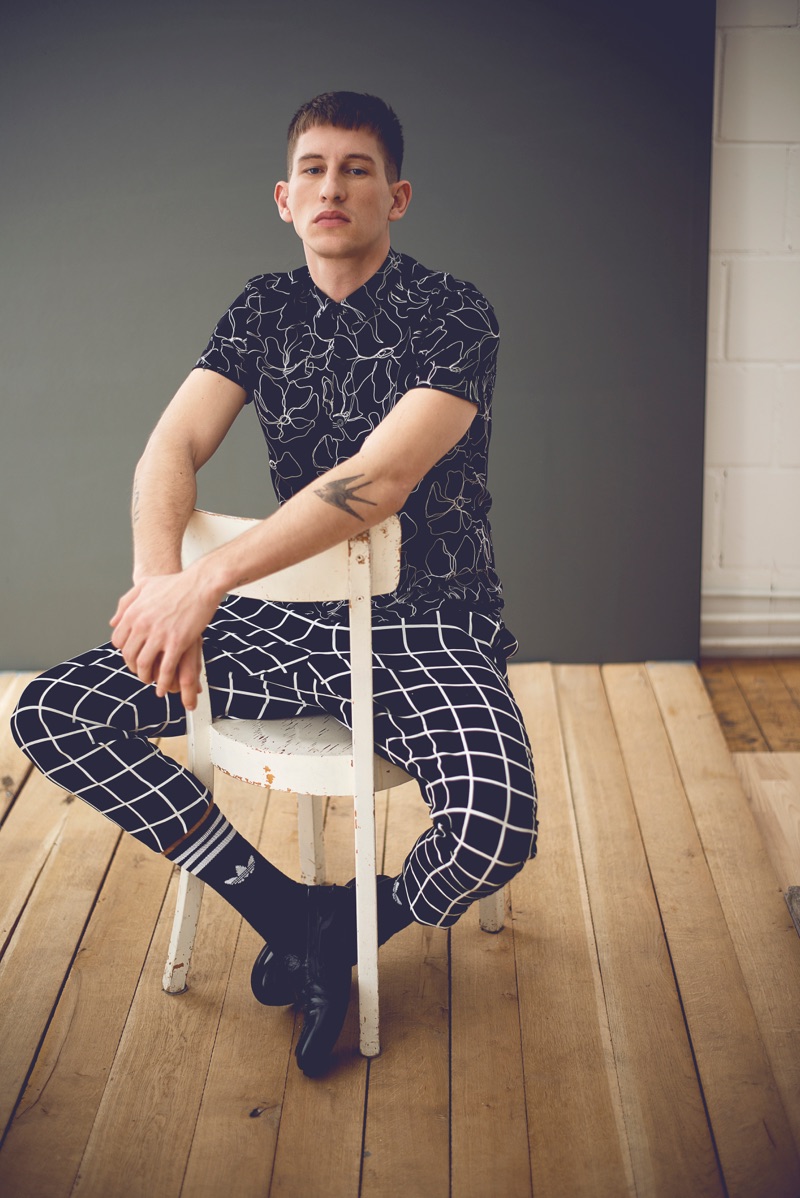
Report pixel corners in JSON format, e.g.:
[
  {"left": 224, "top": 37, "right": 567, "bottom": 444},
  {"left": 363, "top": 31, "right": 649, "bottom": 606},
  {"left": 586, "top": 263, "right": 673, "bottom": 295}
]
[{"left": 701, "top": 591, "right": 800, "bottom": 656}]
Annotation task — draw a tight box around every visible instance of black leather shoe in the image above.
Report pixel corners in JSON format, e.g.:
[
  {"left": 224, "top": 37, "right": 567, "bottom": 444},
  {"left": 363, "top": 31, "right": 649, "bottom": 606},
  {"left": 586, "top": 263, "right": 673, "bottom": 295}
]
[
  {"left": 250, "top": 879, "right": 356, "bottom": 1007},
  {"left": 295, "top": 885, "right": 355, "bottom": 1077},
  {"left": 252, "top": 875, "right": 401, "bottom": 1010},
  {"left": 250, "top": 943, "right": 304, "bottom": 1007}
]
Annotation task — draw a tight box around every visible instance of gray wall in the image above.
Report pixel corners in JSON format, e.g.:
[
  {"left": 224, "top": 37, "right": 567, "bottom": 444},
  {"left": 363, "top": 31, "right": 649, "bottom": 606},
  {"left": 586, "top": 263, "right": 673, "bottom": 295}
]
[{"left": 1, "top": 0, "right": 714, "bottom": 667}]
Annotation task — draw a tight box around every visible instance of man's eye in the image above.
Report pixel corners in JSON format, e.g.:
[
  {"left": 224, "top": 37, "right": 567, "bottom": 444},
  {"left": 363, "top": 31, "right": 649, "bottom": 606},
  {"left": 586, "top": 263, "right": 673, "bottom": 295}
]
[{"left": 349, "top": 168, "right": 367, "bottom": 176}]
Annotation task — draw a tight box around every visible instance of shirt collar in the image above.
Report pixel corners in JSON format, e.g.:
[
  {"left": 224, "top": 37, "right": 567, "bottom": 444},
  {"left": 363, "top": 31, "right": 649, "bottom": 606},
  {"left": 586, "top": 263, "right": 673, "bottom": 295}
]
[{"left": 294, "top": 249, "right": 402, "bottom": 322}]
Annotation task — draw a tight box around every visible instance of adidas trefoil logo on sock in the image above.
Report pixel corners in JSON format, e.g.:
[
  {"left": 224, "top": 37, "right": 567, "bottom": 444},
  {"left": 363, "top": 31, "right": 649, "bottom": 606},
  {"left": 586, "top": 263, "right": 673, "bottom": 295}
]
[{"left": 225, "top": 855, "right": 256, "bottom": 885}]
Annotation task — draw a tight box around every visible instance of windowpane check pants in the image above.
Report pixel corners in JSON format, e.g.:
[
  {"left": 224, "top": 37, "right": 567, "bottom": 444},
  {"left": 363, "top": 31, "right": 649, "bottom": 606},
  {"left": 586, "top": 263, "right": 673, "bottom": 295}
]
[{"left": 12, "top": 598, "right": 538, "bottom": 927}]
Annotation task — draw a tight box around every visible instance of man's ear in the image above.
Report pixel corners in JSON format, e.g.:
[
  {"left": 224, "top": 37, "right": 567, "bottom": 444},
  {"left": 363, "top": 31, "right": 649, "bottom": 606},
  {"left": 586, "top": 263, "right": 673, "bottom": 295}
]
[
  {"left": 388, "top": 180, "right": 412, "bottom": 223},
  {"left": 274, "top": 180, "right": 293, "bottom": 223}
]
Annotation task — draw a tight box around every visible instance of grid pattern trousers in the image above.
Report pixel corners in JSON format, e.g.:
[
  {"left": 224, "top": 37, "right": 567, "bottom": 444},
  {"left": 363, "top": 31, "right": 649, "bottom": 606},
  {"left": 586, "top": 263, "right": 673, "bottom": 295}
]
[{"left": 12, "top": 598, "right": 538, "bottom": 927}]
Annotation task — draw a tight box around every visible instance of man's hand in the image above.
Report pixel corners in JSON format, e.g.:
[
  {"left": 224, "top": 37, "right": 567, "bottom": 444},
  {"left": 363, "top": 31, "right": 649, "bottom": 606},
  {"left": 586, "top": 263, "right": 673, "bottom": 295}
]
[{"left": 110, "top": 569, "right": 223, "bottom": 709}]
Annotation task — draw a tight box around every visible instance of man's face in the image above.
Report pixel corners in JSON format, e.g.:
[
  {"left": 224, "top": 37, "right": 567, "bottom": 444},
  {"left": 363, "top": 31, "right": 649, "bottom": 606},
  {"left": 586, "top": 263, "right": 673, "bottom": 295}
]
[{"left": 275, "top": 125, "right": 410, "bottom": 265}]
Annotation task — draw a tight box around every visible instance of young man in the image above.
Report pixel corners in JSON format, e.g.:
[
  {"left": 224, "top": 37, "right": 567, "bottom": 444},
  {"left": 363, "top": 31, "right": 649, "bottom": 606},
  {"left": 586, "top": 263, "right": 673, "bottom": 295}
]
[{"left": 12, "top": 92, "right": 538, "bottom": 1077}]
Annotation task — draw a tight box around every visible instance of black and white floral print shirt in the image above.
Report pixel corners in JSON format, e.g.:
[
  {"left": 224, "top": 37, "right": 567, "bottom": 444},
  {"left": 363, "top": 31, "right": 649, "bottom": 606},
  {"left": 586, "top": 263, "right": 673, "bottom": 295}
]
[{"left": 196, "top": 249, "right": 505, "bottom": 620}]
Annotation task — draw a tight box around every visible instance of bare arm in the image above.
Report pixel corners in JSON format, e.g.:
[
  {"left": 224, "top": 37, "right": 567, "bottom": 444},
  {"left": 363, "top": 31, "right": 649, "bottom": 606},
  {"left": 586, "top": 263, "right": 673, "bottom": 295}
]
[
  {"left": 131, "top": 368, "right": 247, "bottom": 581},
  {"left": 195, "top": 386, "right": 476, "bottom": 593},
  {"left": 111, "top": 385, "right": 476, "bottom": 706},
  {"left": 121, "top": 368, "right": 245, "bottom": 698}
]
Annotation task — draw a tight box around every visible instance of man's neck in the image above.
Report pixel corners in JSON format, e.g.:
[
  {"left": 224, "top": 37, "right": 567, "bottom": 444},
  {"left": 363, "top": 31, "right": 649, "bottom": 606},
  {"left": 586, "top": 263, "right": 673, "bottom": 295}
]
[{"left": 304, "top": 241, "right": 391, "bottom": 303}]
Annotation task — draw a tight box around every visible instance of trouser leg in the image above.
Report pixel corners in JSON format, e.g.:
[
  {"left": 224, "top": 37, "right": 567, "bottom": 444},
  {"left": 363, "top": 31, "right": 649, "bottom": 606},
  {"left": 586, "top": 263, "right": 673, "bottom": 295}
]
[
  {"left": 369, "top": 614, "right": 538, "bottom": 929},
  {"left": 12, "top": 602, "right": 538, "bottom": 940},
  {"left": 249, "top": 606, "right": 539, "bottom": 930},
  {"left": 11, "top": 634, "right": 313, "bottom": 948},
  {"left": 11, "top": 643, "right": 204, "bottom": 851},
  {"left": 202, "top": 603, "right": 539, "bottom": 932},
  {"left": 11, "top": 597, "right": 332, "bottom": 851},
  {"left": 223, "top": 602, "right": 541, "bottom": 930}
]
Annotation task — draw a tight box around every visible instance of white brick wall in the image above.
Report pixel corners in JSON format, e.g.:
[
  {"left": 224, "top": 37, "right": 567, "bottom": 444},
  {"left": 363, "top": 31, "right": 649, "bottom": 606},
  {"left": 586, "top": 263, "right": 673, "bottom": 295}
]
[{"left": 702, "top": 0, "right": 800, "bottom": 654}]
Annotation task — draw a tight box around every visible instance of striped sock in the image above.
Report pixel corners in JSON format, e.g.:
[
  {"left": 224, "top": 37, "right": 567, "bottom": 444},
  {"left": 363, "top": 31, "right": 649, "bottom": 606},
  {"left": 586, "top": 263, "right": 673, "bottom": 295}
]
[{"left": 165, "top": 805, "right": 305, "bottom": 949}]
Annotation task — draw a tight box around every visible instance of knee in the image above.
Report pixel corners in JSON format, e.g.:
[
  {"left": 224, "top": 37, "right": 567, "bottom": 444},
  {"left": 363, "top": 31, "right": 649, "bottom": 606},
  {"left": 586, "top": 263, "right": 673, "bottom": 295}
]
[
  {"left": 440, "top": 781, "right": 539, "bottom": 884},
  {"left": 11, "top": 671, "right": 63, "bottom": 759},
  {"left": 12, "top": 646, "right": 184, "bottom": 759},
  {"left": 11, "top": 657, "right": 109, "bottom": 761},
  {"left": 506, "top": 784, "right": 540, "bottom": 866}
]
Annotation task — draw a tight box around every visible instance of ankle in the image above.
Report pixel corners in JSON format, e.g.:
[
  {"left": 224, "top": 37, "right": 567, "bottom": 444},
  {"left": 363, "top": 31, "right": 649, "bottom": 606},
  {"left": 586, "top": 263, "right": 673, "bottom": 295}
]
[{"left": 377, "top": 873, "right": 414, "bottom": 945}]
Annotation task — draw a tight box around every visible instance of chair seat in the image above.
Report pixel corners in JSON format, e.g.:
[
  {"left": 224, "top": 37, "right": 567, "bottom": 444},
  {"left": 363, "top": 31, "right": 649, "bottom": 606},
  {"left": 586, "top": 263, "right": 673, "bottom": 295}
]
[{"left": 209, "top": 713, "right": 412, "bottom": 795}]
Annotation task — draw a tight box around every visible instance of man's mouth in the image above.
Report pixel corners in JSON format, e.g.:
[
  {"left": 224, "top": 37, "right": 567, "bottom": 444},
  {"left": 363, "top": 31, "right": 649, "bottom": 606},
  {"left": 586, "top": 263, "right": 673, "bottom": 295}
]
[{"left": 314, "top": 211, "right": 350, "bottom": 225}]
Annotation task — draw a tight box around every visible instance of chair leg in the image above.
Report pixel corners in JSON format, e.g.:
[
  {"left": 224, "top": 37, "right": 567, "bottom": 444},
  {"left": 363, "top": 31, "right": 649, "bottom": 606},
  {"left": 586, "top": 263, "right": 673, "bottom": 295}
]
[
  {"left": 479, "top": 887, "right": 506, "bottom": 933},
  {"left": 353, "top": 790, "right": 380, "bottom": 1057},
  {"left": 355, "top": 872, "right": 380, "bottom": 1058},
  {"left": 297, "top": 793, "right": 326, "bottom": 885},
  {"left": 162, "top": 868, "right": 205, "bottom": 993}
]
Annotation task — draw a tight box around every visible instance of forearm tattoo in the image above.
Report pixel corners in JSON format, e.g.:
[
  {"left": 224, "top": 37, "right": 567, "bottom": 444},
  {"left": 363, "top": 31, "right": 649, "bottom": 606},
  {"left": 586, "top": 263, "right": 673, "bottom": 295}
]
[{"left": 314, "top": 474, "right": 377, "bottom": 522}]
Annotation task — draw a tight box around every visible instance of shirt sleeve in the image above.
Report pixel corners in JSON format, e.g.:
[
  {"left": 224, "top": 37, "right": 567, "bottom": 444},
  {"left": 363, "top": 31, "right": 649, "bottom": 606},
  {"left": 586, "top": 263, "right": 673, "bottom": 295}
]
[
  {"left": 410, "top": 279, "right": 500, "bottom": 413},
  {"left": 194, "top": 282, "right": 256, "bottom": 400}
]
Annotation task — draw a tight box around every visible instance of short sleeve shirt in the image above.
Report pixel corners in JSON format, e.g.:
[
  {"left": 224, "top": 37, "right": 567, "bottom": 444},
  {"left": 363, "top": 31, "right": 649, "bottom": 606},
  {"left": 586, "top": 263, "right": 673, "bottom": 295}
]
[{"left": 195, "top": 249, "right": 505, "bottom": 620}]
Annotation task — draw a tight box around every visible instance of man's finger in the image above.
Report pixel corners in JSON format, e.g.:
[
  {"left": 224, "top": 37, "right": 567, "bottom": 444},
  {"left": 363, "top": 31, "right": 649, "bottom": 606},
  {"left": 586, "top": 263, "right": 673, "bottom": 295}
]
[
  {"left": 119, "top": 630, "right": 147, "bottom": 678},
  {"left": 137, "top": 646, "right": 161, "bottom": 687},
  {"left": 175, "top": 643, "right": 202, "bottom": 711},
  {"left": 110, "top": 621, "right": 127, "bottom": 650},
  {"left": 155, "top": 649, "right": 181, "bottom": 699},
  {"left": 109, "top": 584, "right": 140, "bottom": 628},
  {"left": 178, "top": 656, "right": 199, "bottom": 710},
  {"left": 193, "top": 639, "right": 203, "bottom": 693},
  {"left": 152, "top": 654, "right": 180, "bottom": 694}
]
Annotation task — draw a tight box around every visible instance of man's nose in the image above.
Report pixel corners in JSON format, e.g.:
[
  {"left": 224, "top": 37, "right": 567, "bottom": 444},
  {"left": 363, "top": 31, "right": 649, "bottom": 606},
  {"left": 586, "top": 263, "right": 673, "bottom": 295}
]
[{"left": 320, "top": 171, "right": 344, "bottom": 202}]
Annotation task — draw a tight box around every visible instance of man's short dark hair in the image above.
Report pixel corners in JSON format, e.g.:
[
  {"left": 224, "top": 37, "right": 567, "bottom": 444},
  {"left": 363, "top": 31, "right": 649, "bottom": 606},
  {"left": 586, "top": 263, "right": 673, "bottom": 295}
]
[{"left": 287, "top": 91, "right": 404, "bottom": 182}]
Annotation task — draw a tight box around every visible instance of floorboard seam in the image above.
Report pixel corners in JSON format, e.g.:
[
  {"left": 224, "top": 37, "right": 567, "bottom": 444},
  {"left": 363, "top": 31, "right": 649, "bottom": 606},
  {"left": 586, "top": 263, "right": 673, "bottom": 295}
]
[
  {"left": 0, "top": 825, "right": 123, "bottom": 1153},
  {"left": 551, "top": 667, "right": 637, "bottom": 1196},
  {"left": 508, "top": 886, "right": 534, "bottom": 1198}
]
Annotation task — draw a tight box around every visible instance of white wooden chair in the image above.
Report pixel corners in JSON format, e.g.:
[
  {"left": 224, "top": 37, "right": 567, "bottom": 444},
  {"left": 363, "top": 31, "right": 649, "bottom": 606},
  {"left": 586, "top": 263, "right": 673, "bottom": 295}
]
[{"left": 162, "top": 508, "right": 505, "bottom": 1057}]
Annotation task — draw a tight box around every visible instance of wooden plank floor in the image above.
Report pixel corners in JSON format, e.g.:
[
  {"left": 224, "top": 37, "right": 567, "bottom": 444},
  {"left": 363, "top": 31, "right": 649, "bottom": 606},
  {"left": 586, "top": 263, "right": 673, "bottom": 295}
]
[
  {"left": 701, "top": 658, "right": 800, "bottom": 752},
  {"left": 1, "top": 663, "right": 799, "bottom": 1197},
  {"left": 733, "top": 755, "right": 800, "bottom": 894}
]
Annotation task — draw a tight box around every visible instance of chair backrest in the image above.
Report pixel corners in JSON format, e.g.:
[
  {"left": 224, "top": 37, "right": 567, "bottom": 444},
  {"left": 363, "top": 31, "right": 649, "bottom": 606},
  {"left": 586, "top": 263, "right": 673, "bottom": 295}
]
[
  {"left": 179, "top": 512, "right": 402, "bottom": 1059},
  {"left": 181, "top": 510, "right": 402, "bottom": 602},
  {"left": 182, "top": 510, "right": 403, "bottom": 794}
]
